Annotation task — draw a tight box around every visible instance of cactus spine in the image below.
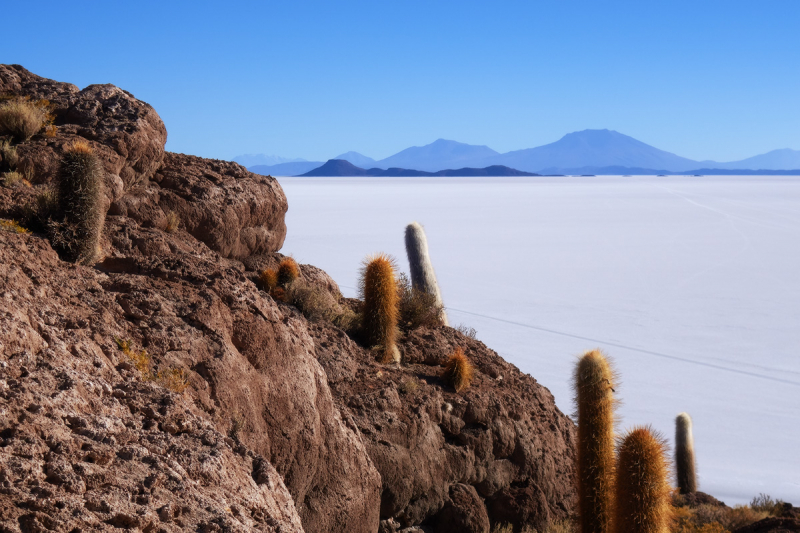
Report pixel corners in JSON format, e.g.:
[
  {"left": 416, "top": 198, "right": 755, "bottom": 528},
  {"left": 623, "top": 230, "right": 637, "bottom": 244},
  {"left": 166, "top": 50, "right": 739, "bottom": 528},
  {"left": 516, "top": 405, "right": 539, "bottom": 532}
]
[
  {"left": 359, "top": 253, "right": 400, "bottom": 363},
  {"left": 53, "top": 140, "right": 103, "bottom": 264},
  {"left": 614, "top": 427, "right": 672, "bottom": 533},
  {"left": 675, "top": 412, "right": 697, "bottom": 494},
  {"left": 574, "top": 349, "right": 617, "bottom": 533},
  {"left": 404, "top": 222, "right": 448, "bottom": 326}
]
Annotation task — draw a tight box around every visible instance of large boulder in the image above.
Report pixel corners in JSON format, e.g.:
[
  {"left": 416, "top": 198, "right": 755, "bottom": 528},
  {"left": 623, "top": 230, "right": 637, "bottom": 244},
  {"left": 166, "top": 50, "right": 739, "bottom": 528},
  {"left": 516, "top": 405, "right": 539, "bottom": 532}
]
[{"left": 0, "top": 64, "right": 167, "bottom": 203}]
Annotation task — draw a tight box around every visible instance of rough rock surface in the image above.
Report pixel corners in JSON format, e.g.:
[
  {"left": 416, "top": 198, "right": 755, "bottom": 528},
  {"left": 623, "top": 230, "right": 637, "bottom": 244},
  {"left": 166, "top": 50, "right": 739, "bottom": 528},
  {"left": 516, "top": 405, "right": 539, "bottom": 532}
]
[
  {"left": 1, "top": 65, "right": 579, "bottom": 533},
  {"left": 734, "top": 518, "right": 800, "bottom": 533},
  {"left": 305, "top": 318, "right": 576, "bottom": 531},
  {"left": 110, "top": 152, "right": 287, "bottom": 259},
  {"left": 0, "top": 64, "right": 167, "bottom": 203},
  {"left": 0, "top": 233, "right": 303, "bottom": 532}
]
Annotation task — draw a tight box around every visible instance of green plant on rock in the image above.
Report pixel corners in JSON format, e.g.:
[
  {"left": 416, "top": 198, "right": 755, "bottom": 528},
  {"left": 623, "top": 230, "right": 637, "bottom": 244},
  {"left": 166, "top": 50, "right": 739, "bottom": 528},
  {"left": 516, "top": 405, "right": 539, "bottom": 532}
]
[
  {"left": 359, "top": 252, "right": 400, "bottom": 363},
  {"left": 573, "top": 349, "right": 618, "bottom": 533},
  {"left": 50, "top": 140, "right": 104, "bottom": 264}
]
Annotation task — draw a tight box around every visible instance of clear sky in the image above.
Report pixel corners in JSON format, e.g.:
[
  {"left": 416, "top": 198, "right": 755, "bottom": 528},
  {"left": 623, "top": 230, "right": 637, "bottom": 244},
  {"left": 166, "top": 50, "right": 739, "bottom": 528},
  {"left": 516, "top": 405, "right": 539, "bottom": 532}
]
[{"left": 3, "top": 1, "right": 799, "bottom": 162}]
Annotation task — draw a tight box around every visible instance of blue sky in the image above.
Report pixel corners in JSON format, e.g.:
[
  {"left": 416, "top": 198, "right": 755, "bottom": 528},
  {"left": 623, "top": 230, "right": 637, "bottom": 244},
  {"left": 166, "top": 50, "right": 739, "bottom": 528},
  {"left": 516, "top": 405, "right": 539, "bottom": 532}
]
[{"left": 3, "top": 1, "right": 799, "bottom": 162}]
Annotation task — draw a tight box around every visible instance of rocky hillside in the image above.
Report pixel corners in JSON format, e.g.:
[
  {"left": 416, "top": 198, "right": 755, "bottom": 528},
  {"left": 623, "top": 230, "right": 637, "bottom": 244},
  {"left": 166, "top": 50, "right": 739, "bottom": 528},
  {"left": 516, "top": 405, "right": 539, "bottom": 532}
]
[{"left": 0, "top": 65, "right": 576, "bottom": 533}]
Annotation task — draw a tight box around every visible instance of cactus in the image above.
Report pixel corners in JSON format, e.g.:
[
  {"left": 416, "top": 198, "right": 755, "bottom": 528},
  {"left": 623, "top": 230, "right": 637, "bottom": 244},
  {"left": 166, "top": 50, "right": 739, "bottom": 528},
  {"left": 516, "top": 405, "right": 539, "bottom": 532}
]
[
  {"left": 277, "top": 257, "right": 300, "bottom": 287},
  {"left": 359, "top": 253, "right": 400, "bottom": 363},
  {"left": 442, "top": 347, "right": 473, "bottom": 392},
  {"left": 404, "top": 222, "right": 448, "bottom": 326},
  {"left": 675, "top": 412, "right": 697, "bottom": 494},
  {"left": 260, "top": 268, "right": 278, "bottom": 292},
  {"left": 51, "top": 140, "right": 103, "bottom": 264},
  {"left": 614, "top": 427, "right": 672, "bottom": 533},
  {"left": 573, "top": 349, "right": 618, "bottom": 533}
]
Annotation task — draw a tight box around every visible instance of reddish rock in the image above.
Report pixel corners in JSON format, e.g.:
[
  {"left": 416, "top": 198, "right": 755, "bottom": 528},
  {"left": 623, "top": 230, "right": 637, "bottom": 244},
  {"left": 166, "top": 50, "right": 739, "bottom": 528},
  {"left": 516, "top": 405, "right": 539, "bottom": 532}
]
[
  {"left": 734, "top": 518, "right": 800, "bottom": 533},
  {"left": 0, "top": 64, "right": 167, "bottom": 201},
  {"left": 110, "top": 152, "right": 288, "bottom": 258},
  {"left": 435, "top": 484, "right": 491, "bottom": 533}
]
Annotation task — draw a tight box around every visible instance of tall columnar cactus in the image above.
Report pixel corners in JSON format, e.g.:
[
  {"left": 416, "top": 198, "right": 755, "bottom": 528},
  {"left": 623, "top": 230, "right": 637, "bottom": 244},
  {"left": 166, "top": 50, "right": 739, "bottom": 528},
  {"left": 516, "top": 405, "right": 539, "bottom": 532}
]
[
  {"left": 675, "top": 412, "right": 697, "bottom": 494},
  {"left": 574, "top": 349, "right": 618, "bottom": 533},
  {"left": 404, "top": 221, "right": 448, "bottom": 326},
  {"left": 614, "top": 427, "right": 672, "bottom": 533},
  {"left": 359, "top": 253, "right": 400, "bottom": 363},
  {"left": 53, "top": 140, "right": 103, "bottom": 264}
]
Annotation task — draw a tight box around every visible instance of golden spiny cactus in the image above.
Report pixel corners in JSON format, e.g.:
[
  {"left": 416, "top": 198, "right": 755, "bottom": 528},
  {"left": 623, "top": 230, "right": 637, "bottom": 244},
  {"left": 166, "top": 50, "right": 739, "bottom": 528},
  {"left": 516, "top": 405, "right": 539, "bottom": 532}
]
[
  {"left": 442, "top": 347, "right": 474, "bottom": 392},
  {"left": 614, "top": 426, "right": 672, "bottom": 533},
  {"left": 573, "top": 349, "right": 618, "bottom": 533},
  {"left": 277, "top": 257, "right": 300, "bottom": 287},
  {"left": 359, "top": 253, "right": 400, "bottom": 363}
]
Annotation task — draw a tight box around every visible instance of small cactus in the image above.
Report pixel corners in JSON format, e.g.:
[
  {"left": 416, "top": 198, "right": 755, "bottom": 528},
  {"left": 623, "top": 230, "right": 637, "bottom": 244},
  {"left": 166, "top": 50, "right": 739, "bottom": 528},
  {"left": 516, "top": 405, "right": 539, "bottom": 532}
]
[
  {"left": 614, "top": 427, "right": 672, "bottom": 533},
  {"left": 404, "top": 221, "right": 448, "bottom": 326},
  {"left": 51, "top": 140, "right": 103, "bottom": 264},
  {"left": 260, "top": 268, "right": 278, "bottom": 291},
  {"left": 675, "top": 412, "right": 697, "bottom": 494},
  {"left": 573, "top": 349, "right": 618, "bottom": 533},
  {"left": 442, "top": 347, "right": 473, "bottom": 392},
  {"left": 277, "top": 257, "right": 300, "bottom": 287},
  {"left": 359, "top": 253, "right": 400, "bottom": 363}
]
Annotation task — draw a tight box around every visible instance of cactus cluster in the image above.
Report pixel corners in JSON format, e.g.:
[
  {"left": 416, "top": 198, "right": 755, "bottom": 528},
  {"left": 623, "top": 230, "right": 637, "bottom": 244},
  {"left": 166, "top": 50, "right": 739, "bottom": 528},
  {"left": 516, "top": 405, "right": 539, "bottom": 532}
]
[
  {"left": 260, "top": 257, "right": 299, "bottom": 301},
  {"left": 573, "top": 350, "right": 675, "bottom": 533}
]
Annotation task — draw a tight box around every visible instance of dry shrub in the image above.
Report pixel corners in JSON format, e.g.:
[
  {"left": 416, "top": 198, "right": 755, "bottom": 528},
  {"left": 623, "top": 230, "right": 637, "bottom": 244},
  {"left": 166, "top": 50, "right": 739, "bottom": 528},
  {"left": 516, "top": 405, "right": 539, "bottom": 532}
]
[
  {"left": 491, "top": 524, "right": 513, "bottom": 533},
  {"left": 270, "top": 286, "right": 286, "bottom": 302},
  {"left": 115, "top": 337, "right": 189, "bottom": 394},
  {"left": 398, "top": 378, "right": 419, "bottom": 395},
  {"left": 0, "top": 219, "right": 31, "bottom": 234},
  {"left": 0, "top": 138, "right": 19, "bottom": 170},
  {"left": 397, "top": 272, "right": 443, "bottom": 331},
  {"left": 0, "top": 97, "right": 52, "bottom": 142},
  {"left": 164, "top": 210, "right": 179, "bottom": 233},
  {"left": 286, "top": 280, "right": 361, "bottom": 333},
  {"left": 2, "top": 171, "right": 25, "bottom": 187},
  {"left": 154, "top": 368, "right": 189, "bottom": 394},
  {"left": 442, "top": 347, "right": 474, "bottom": 392},
  {"left": 20, "top": 185, "right": 58, "bottom": 233},
  {"left": 45, "top": 124, "right": 57, "bottom": 138},
  {"left": 455, "top": 323, "right": 477, "bottom": 339},
  {"left": 750, "top": 494, "right": 784, "bottom": 515}
]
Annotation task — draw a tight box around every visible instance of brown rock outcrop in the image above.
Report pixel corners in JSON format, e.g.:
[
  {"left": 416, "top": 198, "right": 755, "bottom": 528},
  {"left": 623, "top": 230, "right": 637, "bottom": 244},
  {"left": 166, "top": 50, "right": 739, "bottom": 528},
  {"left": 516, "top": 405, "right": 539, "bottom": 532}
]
[
  {"left": 1, "top": 64, "right": 167, "bottom": 203},
  {"left": 1, "top": 65, "right": 578, "bottom": 533},
  {"left": 305, "top": 314, "right": 576, "bottom": 531},
  {"left": 0, "top": 233, "right": 303, "bottom": 532},
  {"left": 110, "top": 152, "right": 288, "bottom": 259}
]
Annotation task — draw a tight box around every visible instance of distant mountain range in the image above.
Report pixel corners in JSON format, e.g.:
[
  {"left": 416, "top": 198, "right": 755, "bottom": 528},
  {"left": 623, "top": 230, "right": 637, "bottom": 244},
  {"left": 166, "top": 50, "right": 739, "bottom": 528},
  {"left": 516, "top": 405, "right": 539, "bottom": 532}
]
[
  {"left": 300, "top": 159, "right": 538, "bottom": 177},
  {"left": 237, "top": 130, "right": 800, "bottom": 176},
  {"left": 232, "top": 154, "right": 308, "bottom": 168}
]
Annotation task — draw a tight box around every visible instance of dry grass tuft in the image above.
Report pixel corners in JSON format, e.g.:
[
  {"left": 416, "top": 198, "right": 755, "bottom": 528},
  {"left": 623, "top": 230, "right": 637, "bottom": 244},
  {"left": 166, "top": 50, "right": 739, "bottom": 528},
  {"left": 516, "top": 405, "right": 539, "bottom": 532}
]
[
  {"left": 397, "top": 272, "right": 444, "bottom": 331},
  {"left": 164, "top": 210, "right": 179, "bottom": 233},
  {"left": 45, "top": 124, "right": 57, "bottom": 138},
  {"left": 398, "top": 378, "right": 419, "bottom": 395},
  {"left": 0, "top": 138, "right": 19, "bottom": 170},
  {"left": 114, "top": 337, "right": 189, "bottom": 394},
  {"left": 0, "top": 219, "right": 31, "bottom": 234},
  {"left": 442, "top": 347, "right": 474, "bottom": 392},
  {"left": 491, "top": 524, "right": 514, "bottom": 533},
  {"left": 0, "top": 97, "right": 52, "bottom": 142},
  {"left": 2, "top": 171, "right": 26, "bottom": 188}
]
